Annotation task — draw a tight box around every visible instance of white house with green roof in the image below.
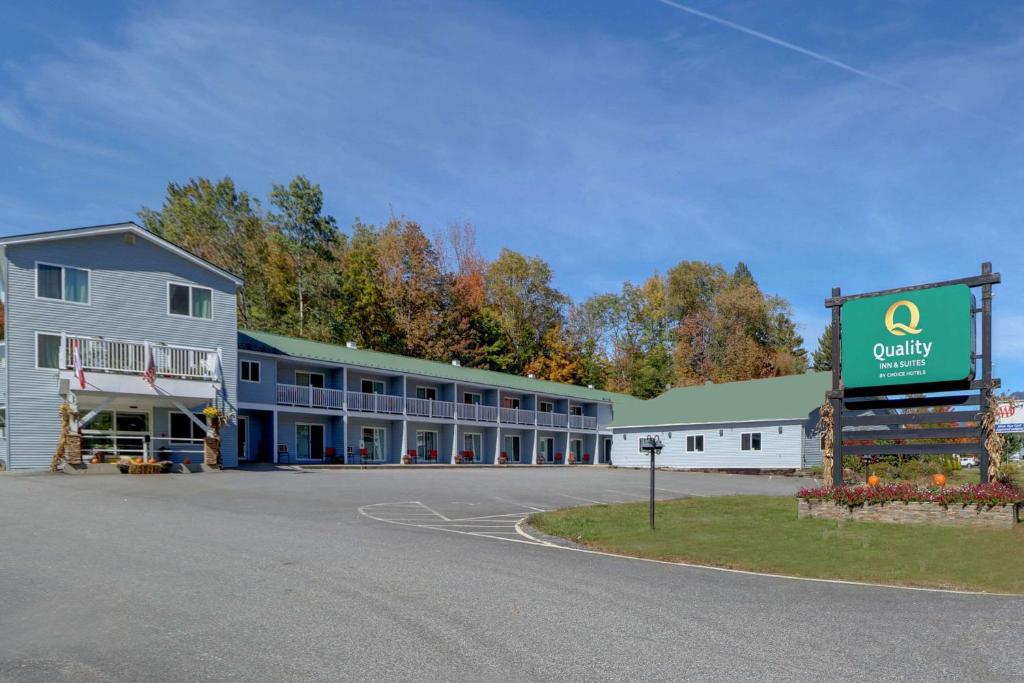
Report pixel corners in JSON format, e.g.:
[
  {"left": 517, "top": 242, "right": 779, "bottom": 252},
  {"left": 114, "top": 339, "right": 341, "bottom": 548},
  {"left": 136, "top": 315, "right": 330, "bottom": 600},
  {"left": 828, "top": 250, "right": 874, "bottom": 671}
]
[
  {"left": 608, "top": 373, "right": 830, "bottom": 470},
  {"left": 236, "top": 330, "right": 627, "bottom": 465}
]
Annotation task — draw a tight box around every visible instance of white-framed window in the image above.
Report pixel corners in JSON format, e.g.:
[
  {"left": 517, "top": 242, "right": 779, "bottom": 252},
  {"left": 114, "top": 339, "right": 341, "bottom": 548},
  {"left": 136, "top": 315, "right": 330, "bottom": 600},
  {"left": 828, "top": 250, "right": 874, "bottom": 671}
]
[
  {"left": 36, "top": 262, "right": 90, "bottom": 304},
  {"left": 168, "top": 282, "right": 213, "bottom": 319},
  {"left": 538, "top": 400, "right": 554, "bottom": 413},
  {"left": 686, "top": 435, "right": 704, "bottom": 452},
  {"left": 170, "top": 412, "right": 206, "bottom": 442},
  {"left": 416, "top": 386, "right": 437, "bottom": 400},
  {"left": 463, "top": 392, "right": 482, "bottom": 405},
  {"left": 240, "top": 359, "right": 261, "bottom": 383},
  {"left": 502, "top": 434, "right": 521, "bottom": 462},
  {"left": 416, "top": 430, "right": 438, "bottom": 458},
  {"left": 569, "top": 405, "right": 583, "bottom": 416},
  {"left": 296, "top": 371, "right": 325, "bottom": 388},
  {"left": 361, "top": 379, "right": 385, "bottom": 394},
  {"left": 361, "top": 427, "right": 386, "bottom": 461},
  {"left": 36, "top": 332, "right": 62, "bottom": 369},
  {"left": 463, "top": 432, "right": 483, "bottom": 459},
  {"left": 502, "top": 397, "right": 520, "bottom": 409},
  {"left": 741, "top": 432, "right": 762, "bottom": 451},
  {"left": 0, "top": 406, "right": 6, "bottom": 439}
]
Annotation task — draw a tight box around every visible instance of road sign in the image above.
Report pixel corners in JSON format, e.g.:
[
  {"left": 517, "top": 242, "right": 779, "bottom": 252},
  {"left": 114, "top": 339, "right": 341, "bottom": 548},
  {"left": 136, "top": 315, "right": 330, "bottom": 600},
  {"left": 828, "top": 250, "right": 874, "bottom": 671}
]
[
  {"left": 995, "top": 400, "right": 1024, "bottom": 434},
  {"left": 841, "top": 284, "right": 973, "bottom": 390}
]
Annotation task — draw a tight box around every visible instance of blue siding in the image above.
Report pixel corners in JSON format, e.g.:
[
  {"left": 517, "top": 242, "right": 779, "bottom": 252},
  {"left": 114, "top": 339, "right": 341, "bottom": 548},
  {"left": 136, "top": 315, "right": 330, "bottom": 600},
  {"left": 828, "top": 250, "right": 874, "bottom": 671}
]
[
  {"left": 4, "top": 233, "right": 238, "bottom": 468},
  {"left": 238, "top": 352, "right": 277, "bottom": 404}
]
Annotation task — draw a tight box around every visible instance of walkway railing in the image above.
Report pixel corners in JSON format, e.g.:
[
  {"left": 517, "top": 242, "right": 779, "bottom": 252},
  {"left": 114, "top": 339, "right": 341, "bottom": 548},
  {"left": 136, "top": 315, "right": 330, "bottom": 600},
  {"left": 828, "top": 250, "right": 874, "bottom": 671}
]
[
  {"left": 406, "top": 397, "right": 456, "bottom": 419},
  {"left": 277, "top": 383, "right": 345, "bottom": 410},
  {"left": 346, "top": 390, "right": 403, "bottom": 414},
  {"left": 456, "top": 403, "right": 499, "bottom": 422}
]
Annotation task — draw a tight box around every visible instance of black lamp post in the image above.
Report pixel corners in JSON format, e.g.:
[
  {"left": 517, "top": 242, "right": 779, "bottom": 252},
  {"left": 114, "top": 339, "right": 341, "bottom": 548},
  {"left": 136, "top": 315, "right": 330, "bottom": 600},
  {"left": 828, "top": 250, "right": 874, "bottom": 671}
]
[{"left": 639, "top": 435, "right": 664, "bottom": 530}]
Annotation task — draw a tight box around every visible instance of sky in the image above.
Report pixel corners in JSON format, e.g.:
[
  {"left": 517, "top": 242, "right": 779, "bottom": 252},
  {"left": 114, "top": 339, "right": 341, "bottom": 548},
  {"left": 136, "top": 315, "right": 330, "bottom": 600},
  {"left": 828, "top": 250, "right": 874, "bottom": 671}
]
[{"left": 1, "top": 0, "right": 1022, "bottom": 390}]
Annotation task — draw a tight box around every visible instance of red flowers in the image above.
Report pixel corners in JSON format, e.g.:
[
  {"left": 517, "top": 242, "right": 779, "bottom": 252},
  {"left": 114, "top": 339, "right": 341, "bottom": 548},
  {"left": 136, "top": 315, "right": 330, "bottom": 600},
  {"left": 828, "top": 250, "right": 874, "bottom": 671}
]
[{"left": 798, "top": 482, "right": 1024, "bottom": 508}]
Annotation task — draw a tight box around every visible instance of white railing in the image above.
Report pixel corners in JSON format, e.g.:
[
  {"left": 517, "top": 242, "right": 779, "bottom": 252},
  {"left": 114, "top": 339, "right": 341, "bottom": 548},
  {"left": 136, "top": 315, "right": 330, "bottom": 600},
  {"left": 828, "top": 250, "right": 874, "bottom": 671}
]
[
  {"left": 536, "top": 411, "right": 553, "bottom": 427},
  {"left": 457, "top": 403, "right": 498, "bottom": 422},
  {"left": 276, "top": 383, "right": 345, "bottom": 410},
  {"left": 499, "top": 407, "right": 519, "bottom": 424},
  {"left": 582, "top": 416, "right": 597, "bottom": 430},
  {"left": 517, "top": 409, "right": 536, "bottom": 426},
  {"left": 65, "top": 334, "right": 217, "bottom": 381},
  {"left": 552, "top": 412, "right": 568, "bottom": 428},
  {"left": 346, "top": 391, "right": 403, "bottom": 414},
  {"left": 569, "top": 414, "right": 584, "bottom": 429},
  {"left": 406, "top": 397, "right": 456, "bottom": 419}
]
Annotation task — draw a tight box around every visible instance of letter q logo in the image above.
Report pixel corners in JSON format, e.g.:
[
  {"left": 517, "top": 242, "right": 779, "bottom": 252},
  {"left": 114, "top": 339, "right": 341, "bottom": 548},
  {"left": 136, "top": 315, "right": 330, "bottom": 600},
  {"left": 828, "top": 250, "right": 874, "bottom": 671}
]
[{"left": 885, "top": 300, "right": 922, "bottom": 336}]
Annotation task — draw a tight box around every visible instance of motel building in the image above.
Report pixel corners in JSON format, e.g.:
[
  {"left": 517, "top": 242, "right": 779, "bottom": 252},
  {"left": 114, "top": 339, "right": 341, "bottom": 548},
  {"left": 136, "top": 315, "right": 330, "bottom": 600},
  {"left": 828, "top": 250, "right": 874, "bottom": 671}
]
[{"left": 0, "top": 222, "right": 825, "bottom": 472}]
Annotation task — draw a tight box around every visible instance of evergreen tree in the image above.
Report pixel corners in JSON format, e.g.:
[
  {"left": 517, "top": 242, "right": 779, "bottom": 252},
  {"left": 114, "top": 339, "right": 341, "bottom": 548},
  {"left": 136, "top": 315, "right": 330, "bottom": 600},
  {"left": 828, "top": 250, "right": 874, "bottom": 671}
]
[{"left": 812, "top": 323, "right": 833, "bottom": 371}]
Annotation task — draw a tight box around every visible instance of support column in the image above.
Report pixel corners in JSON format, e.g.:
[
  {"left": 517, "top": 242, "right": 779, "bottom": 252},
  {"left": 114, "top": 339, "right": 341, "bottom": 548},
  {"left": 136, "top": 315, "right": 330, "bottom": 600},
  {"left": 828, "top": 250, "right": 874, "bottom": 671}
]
[
  {"left": 400, "top": 419, "right": 408, "bottom": 464},
  {"left": 494, "top": 425, "right": 502, "bottom": 464},
  {"left": 272, "top": 409, "right": 279, "bottom": 464},
  {"left": 342, "top": 413, "right": 349, "bottom": 464},
  {"left": 829, "top": 286, "right": 844, "bottom": 487},
  {"left": 532, "top": 429, "right": 539, "bottom": 464}
]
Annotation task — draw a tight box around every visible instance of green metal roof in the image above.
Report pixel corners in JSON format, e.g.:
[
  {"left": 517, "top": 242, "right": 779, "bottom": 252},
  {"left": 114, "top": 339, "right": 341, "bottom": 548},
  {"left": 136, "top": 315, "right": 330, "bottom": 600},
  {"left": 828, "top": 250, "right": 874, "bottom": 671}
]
[
  {"left": 238, "top": 329, "right": 638, "bottom": 403},
  {"left": 610, "top": 372, "right": 831, "bottom": 427}
]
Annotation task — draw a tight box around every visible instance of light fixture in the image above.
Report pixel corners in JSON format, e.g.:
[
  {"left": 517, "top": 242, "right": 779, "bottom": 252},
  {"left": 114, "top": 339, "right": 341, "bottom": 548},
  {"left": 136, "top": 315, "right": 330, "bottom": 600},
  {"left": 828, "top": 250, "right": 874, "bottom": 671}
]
[
  {"left": 719, "top": 429, "right": 724, "bottom": 437},
  {"left": 778, "top": 426, "right": 783, "bottom": 434},
  {"left": 667, "top": 432, "right": 672, "bottom": 438}
]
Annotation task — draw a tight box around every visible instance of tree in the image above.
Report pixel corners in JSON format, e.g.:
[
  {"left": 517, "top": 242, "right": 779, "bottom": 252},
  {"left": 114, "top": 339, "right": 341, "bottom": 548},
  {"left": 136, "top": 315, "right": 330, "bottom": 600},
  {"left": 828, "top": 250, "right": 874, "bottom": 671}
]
[
  {"left": 812, "top": 323, "right": 833, "bottom": 371},
  {"left": 485, "top": 249, "right": 568, "bottom": 373},
  {"left": 268, "top": 176, "right": 339, "bottom": 336}
]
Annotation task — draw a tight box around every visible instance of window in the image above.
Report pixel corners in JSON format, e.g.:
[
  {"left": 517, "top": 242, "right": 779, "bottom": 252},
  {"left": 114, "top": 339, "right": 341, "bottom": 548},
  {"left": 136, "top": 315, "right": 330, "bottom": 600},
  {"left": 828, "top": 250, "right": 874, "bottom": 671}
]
[
  {"left": 538, "top": 401, "right": 553, "bottom": 413},
  {"left": 463, "top": 433, "right": 483, "bottom": 459},
  {"left": 240, "top": 360, "right": 261, "bottom": 383},
  {"left": 0, "top": 407, "right": 6, "bottom": 439},
  {"left": 296, "top": 371, "right": 324, "bottom": 388},
  {"left": 416, "top": 430, "right": 438, "bottom": 459},
  {"left": 463, "top": 392, "right": 482, "bottom": 405},
  {"left": 361, "top": 427, "right": 386, "bottom": 461},
  {"left": 741, "top": 432, "right": 762, "bottom": 451},
  {"left": 168, "top": 283, "right": 213, "bottom": 319},
  {"left": 686, "top": 435, "right": 704, "bottom": 452},
  {"left": 502, "top": 397, "right": 520, "bottom": 409},
  {"left": 569, "top": 406, "right": 583, "bottom": 416},
  {"left": 170, "top": 412, "right": 206, "bottom": 442},
  {"left": 416, "top": 386, "right": 437, "bottom": 400},
  {"left": 361, "top": 379, "right": 385, "bottom": 394},
  {"left": 37, "top": 263, "right": 89, "bottom": 303},
  {"left": 170, "top": 412, "right": 205, "bottom": 441},
  {"left": 36, "top": 333, "right": 62, "bottom": 369}
]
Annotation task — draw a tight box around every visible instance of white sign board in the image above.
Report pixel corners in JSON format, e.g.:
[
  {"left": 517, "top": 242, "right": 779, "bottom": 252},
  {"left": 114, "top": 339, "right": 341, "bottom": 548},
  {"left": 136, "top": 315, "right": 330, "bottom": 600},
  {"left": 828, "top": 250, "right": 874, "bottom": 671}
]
[{"left": 995, "top": 400, "right": 1024, "bottom": 433}]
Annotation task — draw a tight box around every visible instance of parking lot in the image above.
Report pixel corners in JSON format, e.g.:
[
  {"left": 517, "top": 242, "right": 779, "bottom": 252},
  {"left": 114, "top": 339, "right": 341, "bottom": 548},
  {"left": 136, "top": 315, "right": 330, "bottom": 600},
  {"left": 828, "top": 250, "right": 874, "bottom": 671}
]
[{"left": 1, "top": 468, "right": 1021, "bottom": 681}]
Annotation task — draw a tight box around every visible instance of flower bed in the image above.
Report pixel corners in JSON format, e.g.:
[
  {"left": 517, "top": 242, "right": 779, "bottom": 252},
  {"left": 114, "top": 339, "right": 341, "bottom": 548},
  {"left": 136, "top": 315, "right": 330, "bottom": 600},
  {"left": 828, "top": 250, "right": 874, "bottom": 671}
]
[{"left": 797, "top": 483, "right": 1023, "bottom": 529}]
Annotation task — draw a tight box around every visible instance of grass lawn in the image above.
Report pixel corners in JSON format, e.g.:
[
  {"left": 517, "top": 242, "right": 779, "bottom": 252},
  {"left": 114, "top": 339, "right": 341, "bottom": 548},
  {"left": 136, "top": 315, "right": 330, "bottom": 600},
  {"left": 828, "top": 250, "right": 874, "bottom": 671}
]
[{"left": 530, "top": 496, "right": 1024, "bottom": 594}]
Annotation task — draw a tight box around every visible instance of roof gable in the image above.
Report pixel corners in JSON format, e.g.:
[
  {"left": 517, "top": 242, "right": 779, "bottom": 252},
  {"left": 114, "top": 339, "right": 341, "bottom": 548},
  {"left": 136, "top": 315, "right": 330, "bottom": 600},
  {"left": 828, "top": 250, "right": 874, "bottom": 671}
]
[{"left": 0, "top": 222, "right": 243, "bottom": 286}]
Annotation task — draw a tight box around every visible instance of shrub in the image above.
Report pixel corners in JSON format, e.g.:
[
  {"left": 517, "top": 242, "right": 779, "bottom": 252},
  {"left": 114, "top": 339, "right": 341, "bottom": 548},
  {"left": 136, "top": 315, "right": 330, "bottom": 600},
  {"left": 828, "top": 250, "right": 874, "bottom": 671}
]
[
  {"left": 797, "top": 482, "right": 1024, "bottom": 509},
  {"left": 868, "top": 462, "right": 898, "bottom": 480},
  {"left": 843, "top": 455, "right": 863, "bottom": 473}
]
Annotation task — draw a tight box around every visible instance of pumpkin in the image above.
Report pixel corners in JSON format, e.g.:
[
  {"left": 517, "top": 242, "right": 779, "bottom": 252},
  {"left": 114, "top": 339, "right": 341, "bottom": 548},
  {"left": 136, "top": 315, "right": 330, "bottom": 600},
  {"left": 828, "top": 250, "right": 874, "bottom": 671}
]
[
  {"left": 90, "top": 457, "right": 100, "bottom": 464},
  {"left": 932, "top": 473, "right": 946, "bottom": 487},
  {"left": 867, "top": 474, "right": 880, "bottom": 487},
  {"left": 183, "top": 458, "right": 191, "bottom": 465}
]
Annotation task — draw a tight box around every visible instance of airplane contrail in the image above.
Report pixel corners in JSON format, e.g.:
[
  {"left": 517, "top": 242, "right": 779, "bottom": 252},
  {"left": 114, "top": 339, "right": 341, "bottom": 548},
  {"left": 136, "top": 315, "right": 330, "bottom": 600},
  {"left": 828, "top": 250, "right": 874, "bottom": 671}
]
[{"left": 655, "top": 0, "right": 909, "bottom": 92}]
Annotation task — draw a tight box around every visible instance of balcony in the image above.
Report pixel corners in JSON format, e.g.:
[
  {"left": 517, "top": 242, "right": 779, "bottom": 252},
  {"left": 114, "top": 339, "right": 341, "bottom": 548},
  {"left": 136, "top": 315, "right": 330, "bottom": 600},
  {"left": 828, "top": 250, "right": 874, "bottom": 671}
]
[
  {"left": 347, "top": 390, "right": 403, "bottom": 414},
  {"left": 277, "top": 383, "right": 345, "bottom": 410},
  {"left": 406, "top": 397, "right": 455, "bottom": 419},
  {"left": 456, "top": 403, "right": 499, "bottom": 422},
  {"left": 66, "top": 334, "right": 219, "bottom": 381}
]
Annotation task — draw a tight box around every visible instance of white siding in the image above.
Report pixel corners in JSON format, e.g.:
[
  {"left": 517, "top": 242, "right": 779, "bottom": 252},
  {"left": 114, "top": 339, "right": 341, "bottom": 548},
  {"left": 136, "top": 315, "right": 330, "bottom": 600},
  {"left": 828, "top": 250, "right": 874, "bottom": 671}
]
[{"left": 611, "top": 420, "right": 806, "bottom": 470}]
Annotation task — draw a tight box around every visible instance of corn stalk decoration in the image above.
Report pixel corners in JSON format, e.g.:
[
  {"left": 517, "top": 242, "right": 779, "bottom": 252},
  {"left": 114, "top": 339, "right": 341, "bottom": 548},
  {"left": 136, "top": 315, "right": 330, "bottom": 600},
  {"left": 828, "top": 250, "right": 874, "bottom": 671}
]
[
  {"left": 981, "top": 396, "right": 1004, "bottom": 482},
  {"left": 816, "top": 400, "right": 834, "bottom": 487},
  {"left": 49, "top": 402, "right": 77, "bottom": 472}
]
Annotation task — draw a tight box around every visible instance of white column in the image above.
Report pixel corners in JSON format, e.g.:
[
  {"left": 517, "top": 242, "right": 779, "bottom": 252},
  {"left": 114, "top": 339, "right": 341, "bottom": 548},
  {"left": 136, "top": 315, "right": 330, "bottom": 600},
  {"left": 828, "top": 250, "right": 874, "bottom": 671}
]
[
  {"left": 400, "top": 420, "right": 408, "bottom": 464},
  {"left": 451, "top": 382, "right": 459, "bottom": 464},
  {"left": 532, "top": 429, "right": 539, "bottom": 465},
  {"left": 494, "top": 425, "right": 501, "bottom": 464}
]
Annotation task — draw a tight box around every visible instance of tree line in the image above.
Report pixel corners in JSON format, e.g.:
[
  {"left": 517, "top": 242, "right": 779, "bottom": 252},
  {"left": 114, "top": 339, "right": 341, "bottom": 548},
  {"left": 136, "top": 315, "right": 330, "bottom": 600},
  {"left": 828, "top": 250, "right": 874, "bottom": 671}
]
[{"left": 140, "top": 176, "right": 817, "bottom": 398}]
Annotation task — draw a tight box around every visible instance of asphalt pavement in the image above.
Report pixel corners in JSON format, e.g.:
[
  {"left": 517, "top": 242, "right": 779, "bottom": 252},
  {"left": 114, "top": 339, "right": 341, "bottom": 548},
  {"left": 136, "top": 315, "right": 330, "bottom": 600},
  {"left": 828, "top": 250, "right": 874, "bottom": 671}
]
[{"left": 0, "top": 467, "right": 1020, "bottom": 681}]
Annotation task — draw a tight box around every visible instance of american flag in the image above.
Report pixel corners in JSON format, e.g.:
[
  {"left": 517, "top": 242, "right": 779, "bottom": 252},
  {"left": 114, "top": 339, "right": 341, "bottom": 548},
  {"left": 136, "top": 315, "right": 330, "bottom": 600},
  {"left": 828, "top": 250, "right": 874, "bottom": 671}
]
[
  {"left": 72, "top": 338, "right": 86, "bottom": 389},
  {"left": 143, "top": 341, "right": 157, "bottom": 385}
]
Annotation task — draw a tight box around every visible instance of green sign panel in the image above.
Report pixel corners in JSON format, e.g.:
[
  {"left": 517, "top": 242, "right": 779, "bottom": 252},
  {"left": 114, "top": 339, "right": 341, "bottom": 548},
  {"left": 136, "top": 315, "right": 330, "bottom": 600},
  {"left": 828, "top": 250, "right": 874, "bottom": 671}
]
[{"left": 841, "top": 284, "right": 973, "bottom": 389}]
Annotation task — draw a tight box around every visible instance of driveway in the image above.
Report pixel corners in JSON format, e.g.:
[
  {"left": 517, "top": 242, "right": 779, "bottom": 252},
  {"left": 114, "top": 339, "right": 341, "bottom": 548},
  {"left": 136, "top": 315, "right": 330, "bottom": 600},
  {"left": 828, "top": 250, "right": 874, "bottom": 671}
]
[{"left": 0, "top": 468, "right": 1020, "bottom": 681}]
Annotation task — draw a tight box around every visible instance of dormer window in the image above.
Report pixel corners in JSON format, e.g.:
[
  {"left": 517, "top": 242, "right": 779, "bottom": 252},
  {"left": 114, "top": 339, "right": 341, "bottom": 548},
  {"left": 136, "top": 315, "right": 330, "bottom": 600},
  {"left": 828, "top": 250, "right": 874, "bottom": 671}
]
[
  {"left": 37, "top": 263, "right": 89, "bottom": 304},
  {"left": 168, "top": 283, "right": 212, "bottom": 319}
]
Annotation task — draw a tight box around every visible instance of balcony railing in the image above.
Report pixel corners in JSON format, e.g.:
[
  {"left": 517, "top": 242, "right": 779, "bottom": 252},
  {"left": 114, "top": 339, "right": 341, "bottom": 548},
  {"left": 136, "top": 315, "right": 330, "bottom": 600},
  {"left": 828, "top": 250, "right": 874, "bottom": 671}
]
[
  {"left": 65, "top": 334, "right": 218, "bottom": 381},
  {"left": 406, "top": 397, "right": 456, "bottom": 419},
  {"left": 457, "top": 403, "right": 498, "bottom": 422},
  {"left": 277, "top": 383, "right": 345, "bottom": 410},
  {"left": 552, "top": 412, "right": 568, "bottom": 428},
  {"left": 347, "top": 390, "right": 403, "bottom": 414}
]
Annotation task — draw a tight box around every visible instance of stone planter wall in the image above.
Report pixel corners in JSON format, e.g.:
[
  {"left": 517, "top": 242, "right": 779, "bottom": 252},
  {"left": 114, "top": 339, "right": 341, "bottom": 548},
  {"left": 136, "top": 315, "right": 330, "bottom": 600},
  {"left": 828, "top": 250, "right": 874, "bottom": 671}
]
[{"left": 798, "top": 498, "right": 1021, "bottom": 529}]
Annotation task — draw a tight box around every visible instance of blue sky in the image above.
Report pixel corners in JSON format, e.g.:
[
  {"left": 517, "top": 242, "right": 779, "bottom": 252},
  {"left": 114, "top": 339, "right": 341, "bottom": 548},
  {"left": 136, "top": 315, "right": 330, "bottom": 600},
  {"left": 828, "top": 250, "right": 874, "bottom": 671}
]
[{"left": 1, "top": 0, "right": 1022, "bottom": 390}]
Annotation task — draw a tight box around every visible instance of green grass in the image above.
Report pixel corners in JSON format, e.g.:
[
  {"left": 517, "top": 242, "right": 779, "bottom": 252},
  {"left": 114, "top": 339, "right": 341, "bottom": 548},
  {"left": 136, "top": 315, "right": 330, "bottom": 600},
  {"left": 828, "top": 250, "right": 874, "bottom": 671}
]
[{"left": 530, "top": 496, "right": 1024, "bottom": 594}]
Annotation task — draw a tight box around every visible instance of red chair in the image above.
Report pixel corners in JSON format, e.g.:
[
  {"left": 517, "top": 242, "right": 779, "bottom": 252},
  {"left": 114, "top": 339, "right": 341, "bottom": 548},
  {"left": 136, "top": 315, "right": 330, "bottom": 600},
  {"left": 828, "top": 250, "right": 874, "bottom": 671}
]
[
  {"left": 582, "top": 453, "right": 590, "bottom": 463},
  {"left": 462, "top": 450, "right": 474, "bottom": 463},
  {"left": 407, "top": 449, "right": 417, "bottom": 464},
  {"left": 499, "top": 451, "right": 508, "bottom": 464},
  {"left": 555, "top": 452, "right": 563, "bottom": 463},
  {"left": 325, "top": 447, "right": 337, "bottom": 463},
  {"left": 428, "top": 449, "right": 438, "bottom": 462},
  {"left": 359, "top": 447, "right": 369, "bottom": 464}
]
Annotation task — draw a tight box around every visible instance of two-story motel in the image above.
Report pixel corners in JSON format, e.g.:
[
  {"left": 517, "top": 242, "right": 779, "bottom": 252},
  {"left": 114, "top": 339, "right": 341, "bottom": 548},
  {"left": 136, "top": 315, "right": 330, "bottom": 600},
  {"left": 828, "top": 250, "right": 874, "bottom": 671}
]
[{"left": 0, "top": 222, "right": 827, "bottom": 472}]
